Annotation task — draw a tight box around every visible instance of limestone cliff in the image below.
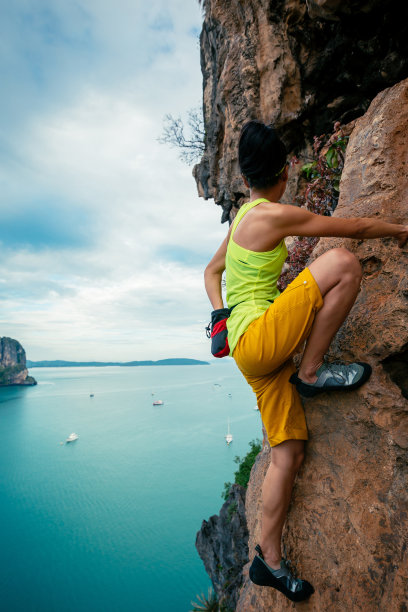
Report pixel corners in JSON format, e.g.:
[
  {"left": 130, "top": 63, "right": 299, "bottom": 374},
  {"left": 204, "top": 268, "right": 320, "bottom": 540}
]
[
  {"left": 195, "top": 3, "right": 408, "bottom": 610},
  {"left": 0, "top": 337, "right": 37, "bottom": 386},
  {"left": 236, "top": 77, "right": 408, "bottom": 612},
  {"left": 194, "top": 0, "right": 408, "bottom": 222}
]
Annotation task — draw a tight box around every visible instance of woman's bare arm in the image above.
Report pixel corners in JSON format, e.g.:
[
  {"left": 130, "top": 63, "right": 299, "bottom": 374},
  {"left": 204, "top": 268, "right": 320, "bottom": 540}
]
[
  {"left": 204, "top": 227, "right": 232, "bottom": 309},
  {"left": 271, "top": 204, "right": 408, "bottom": 247}
]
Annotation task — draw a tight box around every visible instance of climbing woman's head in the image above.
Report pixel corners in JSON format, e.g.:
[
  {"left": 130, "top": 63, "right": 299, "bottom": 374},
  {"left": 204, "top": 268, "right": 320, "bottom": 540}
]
[{"left": 238, "top": 120, "right": 288, "bottom": 190}]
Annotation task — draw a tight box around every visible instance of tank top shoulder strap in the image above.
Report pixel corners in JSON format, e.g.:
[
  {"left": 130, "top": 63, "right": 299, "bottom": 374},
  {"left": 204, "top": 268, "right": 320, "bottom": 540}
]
[{"left": 230, "top": 198, "right": 270, "bottom": 241}]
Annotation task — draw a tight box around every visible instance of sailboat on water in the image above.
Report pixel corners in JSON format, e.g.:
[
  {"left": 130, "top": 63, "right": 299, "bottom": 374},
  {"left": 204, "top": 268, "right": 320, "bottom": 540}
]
[{"left": 225, "top": 418, "right": 233, "bottom": 445}]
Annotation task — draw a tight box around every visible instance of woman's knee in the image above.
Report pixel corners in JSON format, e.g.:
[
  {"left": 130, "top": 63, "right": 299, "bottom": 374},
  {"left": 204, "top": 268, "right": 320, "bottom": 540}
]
[
  {"left": 271, "top": 440, "right": 305, "bottom": 473},
  {"left": 310, "top": 247, "right": 362, "bottom": 295},
  {"left": 329, "top": 248, "right": 362, "bottom": 281}
]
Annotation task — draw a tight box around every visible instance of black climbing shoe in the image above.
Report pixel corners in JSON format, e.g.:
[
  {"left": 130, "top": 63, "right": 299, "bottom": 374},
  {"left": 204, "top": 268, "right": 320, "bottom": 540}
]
[
  {"left": 289, "top": 361, "right": 372, "bottom": 398},
  {"left": 249, "top": 545, "right": 314, "bottom": 602}
]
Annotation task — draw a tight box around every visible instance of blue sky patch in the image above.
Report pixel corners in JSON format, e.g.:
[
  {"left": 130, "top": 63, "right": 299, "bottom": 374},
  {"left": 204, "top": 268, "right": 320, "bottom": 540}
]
[
  {"left": 148, "top": 13, "right": 174, "bottom": 32},
  {"left": 0, "top": 198, "right": 94, "bottom": 250},
  {"left": 156, "top": 245, "right": 210, "bottom": 266},
  {"left": 19, "top": 4, "right": 94, "bottom": 50}
]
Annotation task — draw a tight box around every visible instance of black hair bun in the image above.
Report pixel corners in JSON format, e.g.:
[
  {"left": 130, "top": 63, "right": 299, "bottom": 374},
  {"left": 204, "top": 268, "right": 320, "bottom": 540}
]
[{"left": 239, "top": 120, "right": 287, "bottom": 189}]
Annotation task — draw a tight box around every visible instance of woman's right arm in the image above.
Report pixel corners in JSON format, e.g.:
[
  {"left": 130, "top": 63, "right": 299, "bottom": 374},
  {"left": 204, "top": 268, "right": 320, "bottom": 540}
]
[
  {"left": 272, "top": 204, "right": 408, "bottom": 247},
  {"left": 204, "top": 226, "right": 233, "bottom": 310}
]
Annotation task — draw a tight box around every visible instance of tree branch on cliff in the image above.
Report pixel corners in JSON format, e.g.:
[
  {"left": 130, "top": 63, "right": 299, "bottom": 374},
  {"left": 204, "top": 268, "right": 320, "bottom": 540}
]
[{"left": 159, "top": 107, "right": 205, "bottom": 165}]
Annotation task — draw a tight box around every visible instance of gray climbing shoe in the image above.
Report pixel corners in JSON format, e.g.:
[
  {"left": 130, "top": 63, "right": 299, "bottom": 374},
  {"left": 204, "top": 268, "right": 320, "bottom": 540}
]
[
  {"left": 249, "top": 544, "right": 314, "bottom": 602},
  {"left": 289, "top": 361, "right": 372, "bottom": 398}
]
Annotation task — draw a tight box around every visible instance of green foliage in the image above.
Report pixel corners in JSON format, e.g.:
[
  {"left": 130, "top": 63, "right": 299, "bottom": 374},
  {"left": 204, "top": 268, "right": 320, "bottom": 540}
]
[
  {"left": 233, "top": 439, "right": 262, "bottom": 488},
  {"left": 278, "top": 122, "right": 350, "bottom": 290},
  {"left": 190, "top": 587, "right": 234, "bottom": 612},
  {"left": 222, "top": 481, "right": 232, "bottom": 500},
  {"left": 190, "top": 587, "right": 219, "bottom": 612},
  {"left": 301, "top": 126, "right": 348, "bottom": 215},
  {"left": 222, "top": 439, "right": 262, "bottom": 500},
  {"left": 300, "top": 160, "right": 317, "bottom": 179}
]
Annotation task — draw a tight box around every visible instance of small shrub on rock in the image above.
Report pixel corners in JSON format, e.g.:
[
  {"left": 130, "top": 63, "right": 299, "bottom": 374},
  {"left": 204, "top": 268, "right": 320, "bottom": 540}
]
[
  {"left": 222, "top": 439, "right": 262, "bottom": 500},
  {"left": 278, "top": 122, "right": 350, "bottom": 291}
]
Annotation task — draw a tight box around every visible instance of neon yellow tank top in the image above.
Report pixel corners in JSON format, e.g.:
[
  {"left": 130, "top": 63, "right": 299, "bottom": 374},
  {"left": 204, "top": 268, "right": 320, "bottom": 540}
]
[{"left": 226, "top": 198, "right": 288, "bottom": 355}]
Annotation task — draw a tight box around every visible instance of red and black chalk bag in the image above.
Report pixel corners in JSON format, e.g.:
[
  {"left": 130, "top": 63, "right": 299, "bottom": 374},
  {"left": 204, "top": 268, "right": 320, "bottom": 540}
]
[{"left": 205, "top": 307, "right": 232, "bottom": 358}]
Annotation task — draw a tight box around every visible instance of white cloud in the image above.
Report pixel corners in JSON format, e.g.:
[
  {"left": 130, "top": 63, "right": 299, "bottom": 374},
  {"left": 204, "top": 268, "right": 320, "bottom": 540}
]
[{"left": 0, "top": 2, "right": 226, "bottom": 362}]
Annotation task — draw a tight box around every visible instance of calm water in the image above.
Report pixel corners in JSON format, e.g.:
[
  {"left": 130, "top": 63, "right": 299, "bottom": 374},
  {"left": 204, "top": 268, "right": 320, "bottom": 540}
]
[{"left": 0, "top": 361, "right": 261, "bottom": 612}]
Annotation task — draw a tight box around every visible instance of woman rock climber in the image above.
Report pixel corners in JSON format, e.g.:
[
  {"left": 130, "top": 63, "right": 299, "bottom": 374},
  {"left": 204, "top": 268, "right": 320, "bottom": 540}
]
[{"left": 204, "top": 120, "right": 408, "bottom": 602}]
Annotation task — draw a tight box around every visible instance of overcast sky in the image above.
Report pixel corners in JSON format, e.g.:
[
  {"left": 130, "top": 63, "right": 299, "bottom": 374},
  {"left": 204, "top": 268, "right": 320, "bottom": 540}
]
[{"left": 0, "top": 0, "right": 226, "bottom": 361}]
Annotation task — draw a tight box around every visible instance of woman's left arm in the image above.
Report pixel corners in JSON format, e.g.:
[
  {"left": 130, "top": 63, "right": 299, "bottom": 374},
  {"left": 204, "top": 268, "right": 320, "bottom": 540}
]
[
  {"left": 271, "top": 204, "right": 408, "bottom": 246},
  {"left": 204, "top": 229, "right": 232, "bottom": 310}
]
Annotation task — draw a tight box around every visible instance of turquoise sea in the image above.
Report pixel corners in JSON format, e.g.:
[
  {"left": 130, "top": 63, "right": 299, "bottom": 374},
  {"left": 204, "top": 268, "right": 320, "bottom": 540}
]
[{"left": 0, "top": 361, "right": 261, "bottom": 612}]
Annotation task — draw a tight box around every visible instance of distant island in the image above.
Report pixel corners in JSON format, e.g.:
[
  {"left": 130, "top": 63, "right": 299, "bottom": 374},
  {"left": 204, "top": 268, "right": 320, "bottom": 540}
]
[{"left": 26, "top": 358, "right": 209, "bottom": 368}]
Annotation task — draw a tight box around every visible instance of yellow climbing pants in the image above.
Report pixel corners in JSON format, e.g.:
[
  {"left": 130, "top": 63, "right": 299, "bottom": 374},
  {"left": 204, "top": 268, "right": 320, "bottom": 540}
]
[{"left": 233, "top": 267, "right": 323, "bottom": 447}]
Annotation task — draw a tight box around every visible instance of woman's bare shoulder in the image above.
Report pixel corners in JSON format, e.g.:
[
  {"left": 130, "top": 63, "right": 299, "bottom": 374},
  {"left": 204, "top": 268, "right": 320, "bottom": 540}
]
[{"left": 260, "top": 202, "right": 300, "bottom": 222}]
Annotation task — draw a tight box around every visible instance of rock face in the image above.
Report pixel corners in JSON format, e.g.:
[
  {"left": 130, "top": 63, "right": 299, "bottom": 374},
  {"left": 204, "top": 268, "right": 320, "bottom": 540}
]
[
  {"left": 195, "top": 3, "right": 408, "bottom": 608},
  {"left": 0, "top": 337, "right": 37, "bottom": 386},
  {"left": 236, "top": 79, "right": 408, "bottom": 611},
  {"left": 195, "top": 0, "right": 408, "bottom": 221},
  {"left": 196, "top": 484, "right": 248, "bottom": 611}
]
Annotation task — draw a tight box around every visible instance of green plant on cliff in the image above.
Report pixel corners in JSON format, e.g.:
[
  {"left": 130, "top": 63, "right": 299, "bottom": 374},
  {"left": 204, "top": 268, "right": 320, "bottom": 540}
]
[
  {"left": 222, "top": 439, "right": 262, "bottom": 501},
  {"left": 159, "top": 106, "right": 205, "bottom": 164},
  {"left": 226, "top": 501, "right": 238, "bottom": 523},
  {"left": 190, "top": 587, "right": 218, "bottom": 611},
  {"left": 278, "top": 122, "right": 350, "bottom": 291}
]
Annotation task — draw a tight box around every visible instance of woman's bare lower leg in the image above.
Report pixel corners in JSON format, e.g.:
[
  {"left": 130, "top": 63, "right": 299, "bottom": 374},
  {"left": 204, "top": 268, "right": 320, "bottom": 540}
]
[
  {"left": 298, "top": 249, "right": 362, "bottom": 382},
  {"left": 259, "top": 439, "right": 305, "bottom": 569}
]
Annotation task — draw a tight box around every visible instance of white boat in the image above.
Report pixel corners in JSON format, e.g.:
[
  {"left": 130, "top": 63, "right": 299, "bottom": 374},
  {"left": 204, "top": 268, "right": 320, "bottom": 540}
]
[
  {"left": 253, "top": 405, "right": 259, "bottom": 411},
  {"left": 66, "top": 433, "right": 79, "bottom": 443},
  {"left": 225, "top": 418, "right": 233, "bottom": 445},
  {"left": 153, "top": 400, "right": 164, "bottom": 406}
]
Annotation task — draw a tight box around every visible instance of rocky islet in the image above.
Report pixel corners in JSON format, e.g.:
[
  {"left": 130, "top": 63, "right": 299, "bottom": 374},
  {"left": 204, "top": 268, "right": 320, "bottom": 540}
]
[{"left": 0, "top": 337, "right": 36, "bottom": 386}]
